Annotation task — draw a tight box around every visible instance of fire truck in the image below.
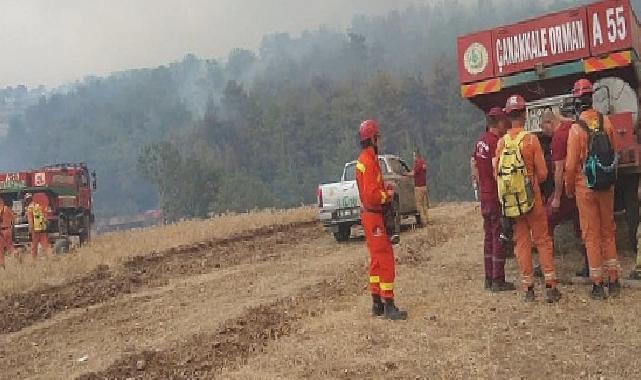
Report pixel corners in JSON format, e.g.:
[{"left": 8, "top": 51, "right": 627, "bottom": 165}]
[
  {"left": 0, "top": 163, "right": 96, "bottom": 252},
  {"left": 457, "top": 0, "right": 641, "bottom": 251}
]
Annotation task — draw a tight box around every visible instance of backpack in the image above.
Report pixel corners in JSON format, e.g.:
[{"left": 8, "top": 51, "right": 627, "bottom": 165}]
[
  {"left": 29, "top": 204, "right": 47, "bottom": 232},
  {"left": 578, "top": 113, "right": 618, "bottom": 191},
  {"left": 497, "top": 131, "right": 535, "bottom": 218}
]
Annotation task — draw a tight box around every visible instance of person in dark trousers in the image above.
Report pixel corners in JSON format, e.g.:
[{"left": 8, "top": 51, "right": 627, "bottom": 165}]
[{"left": 471, "top": 107, "right": 515, "bottom": 292}]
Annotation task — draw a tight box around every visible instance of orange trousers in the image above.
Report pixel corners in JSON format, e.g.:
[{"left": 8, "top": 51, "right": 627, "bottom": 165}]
[
  {"left": 31, "top": 232, "right": 50, "bottom": 258},
  {"left": 0, "top": 229, "right": 11, "bottom": 253},
  {"left": 576, "top": 187, "right": 618, "bottom": 283},
  {"left": 513, "top": 196, "right": 557, "bottom": 289},
  {"left": 0, "top": 229, "right": 9, "bottom": 267},
  {"left": 362, "top": 210, "right": 396, "bottom": 299}
]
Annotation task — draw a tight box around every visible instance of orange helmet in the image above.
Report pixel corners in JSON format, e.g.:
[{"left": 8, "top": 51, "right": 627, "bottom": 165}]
[
  {"left": 359, "top": 119, "right": 380, "bottom": 142},
  {"left": 572, "top": 79, "right": 593, "bottom": 97},
  {"left": 504, "top": 94, "right": 526, "bottom": 114}
]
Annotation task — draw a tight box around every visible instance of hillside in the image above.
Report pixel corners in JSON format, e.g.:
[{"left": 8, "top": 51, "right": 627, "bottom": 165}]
[
  {"left": 0, "top": 203, "right": 639, "bottom": 378},
  {"left": 4, "top": 0, "right": 641, "bottom": 219}
]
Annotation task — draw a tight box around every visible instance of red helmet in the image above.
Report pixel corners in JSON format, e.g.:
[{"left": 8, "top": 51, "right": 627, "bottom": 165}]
[
  {"left": 487, "top": 107, "right": 505, "bottom": 117},
  {"left": 504, "top": 94, "right": 526, "bottom": 114},
  {"left": 572, "top": 79, "right": 593, "bottom": 97},
  {"left": 359, "top": 119, "right": 380, "bottom": 142}
]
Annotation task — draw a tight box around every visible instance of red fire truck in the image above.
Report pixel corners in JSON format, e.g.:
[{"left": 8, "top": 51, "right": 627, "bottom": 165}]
[
  {"left": 458, "top": 0, "right": 641, "bottom": 250},
  {"left": 0, "top": 163, "right": 96, "bottom": 252}
]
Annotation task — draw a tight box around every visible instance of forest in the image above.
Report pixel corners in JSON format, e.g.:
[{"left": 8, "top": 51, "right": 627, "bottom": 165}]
[{"left": 3, "top": 0, "right": 640, "bottom": 219}]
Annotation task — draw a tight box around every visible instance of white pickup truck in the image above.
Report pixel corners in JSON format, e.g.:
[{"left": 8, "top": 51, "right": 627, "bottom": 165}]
[{"left": 317, "top": 154, "right": 420, "bottom": 242}]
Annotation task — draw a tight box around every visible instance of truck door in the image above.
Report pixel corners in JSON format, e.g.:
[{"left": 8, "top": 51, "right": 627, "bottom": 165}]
[
  {"left": 398, "top": 159, "right": 415, "bottom": 213},
  {"left": 386, "top": 157, "right": 414, "bottom": 213}
]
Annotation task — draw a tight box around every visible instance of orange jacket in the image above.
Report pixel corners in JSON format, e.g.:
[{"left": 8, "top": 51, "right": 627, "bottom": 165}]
[
  {"left": 356, "top": 147, "right": 389, "bottom": 211},
  {"left": 495, "top": 127, "right": 548, "bottom": 197},
  {"left": 565, "top": 109, "right": 618, "bottom": 196}
]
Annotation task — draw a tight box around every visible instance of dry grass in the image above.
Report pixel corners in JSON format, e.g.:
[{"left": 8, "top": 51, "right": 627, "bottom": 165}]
[
  {"left": 222, "top": 203, "right": 641, "bottom": 379},
  {"left": 0, "top": 206, "right": 316, "bottom": 297}
]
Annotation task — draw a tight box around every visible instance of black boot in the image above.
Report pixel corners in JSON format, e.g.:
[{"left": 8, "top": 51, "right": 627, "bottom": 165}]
[
  {"left": 383, "top": 299, "right": 408, "bottom": 321},
  {"left": 484, "top": 278, "right": 492, "bottom": 290},
  {"left": 545, "top": 286, "right": 562, "bottom": 303},
  {"left": 491, "top": 280, "right": 516, "bottom": 292},
  {"left": 591, "top": 284, "right": 606, "bottom": 300},
  {"left": 371, "top": 294, "right": 384, "bottom": 317},
  {"left": 608, "top": 280, "right": 622, "bottom": 298},
  {"left": 524, "top": 286, "right": 535, "bottom": 302}
]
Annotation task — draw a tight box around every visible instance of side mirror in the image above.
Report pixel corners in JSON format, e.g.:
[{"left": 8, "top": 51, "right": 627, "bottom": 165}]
[{"left": 91, "top": 171, "right": 97, "bottom": 191}]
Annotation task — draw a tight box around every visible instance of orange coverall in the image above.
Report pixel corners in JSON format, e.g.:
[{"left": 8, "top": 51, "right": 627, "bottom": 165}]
[
  {"left": 0, "top": 204, "right": 14, "bottom": 255},
  {"left": 355, "top": 147, "right": 396, "bottom": 299},
  {"left": 496, "top": 127, "right": 557, "bottom": 289},
  {"left": 27, "top": 197, "right": 51, "bottom": 258},
  {"left": 565, "top": 109, "right": 619, "bottom": 284}
]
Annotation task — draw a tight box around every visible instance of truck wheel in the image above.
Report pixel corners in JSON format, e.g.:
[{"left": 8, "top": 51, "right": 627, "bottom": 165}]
[
  {"left": 415, "top": 214, "right": 422, "bottom": 227},
  {"left": 621, "top": 173, "right": 640, "bottom": 253},
  {"left": 54, "top": 239, "right": 70, "bottom": 254},
  {"left": 333, "top": 224, "right": 351, "bottom": 242},
  {"left": 392, "top": 198, "right": 401, "bottom": 234},
  {"left": 79, "top": 214, "right": 91, "bottom": 245}
]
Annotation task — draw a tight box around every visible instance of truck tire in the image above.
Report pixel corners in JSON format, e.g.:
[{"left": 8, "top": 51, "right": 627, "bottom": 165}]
[
  {"left": 392, "top": 198, "right": 401, "bottom": 235},
  {"left": 333, "top": 224, "right": 351, "bottom": 242},
  {"left": 78, "top": 213, "right": 92, "bottom": 245},
  {"left": 54, "top": 238, "right": 70, "bottom": 254},
  {"left": 415, "top": 214, "right": 422, "bottom": 227},
  {"left": 620, "top": 173, "right": 640, "bottom": 252}
]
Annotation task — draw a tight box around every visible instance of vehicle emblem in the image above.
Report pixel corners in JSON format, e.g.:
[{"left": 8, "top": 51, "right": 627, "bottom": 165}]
[{"left": 464, "top": 42, "right": 489, "bottom": 75}]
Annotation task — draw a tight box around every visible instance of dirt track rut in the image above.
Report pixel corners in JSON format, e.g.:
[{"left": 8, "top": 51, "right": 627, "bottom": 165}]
[
  {"left": 79, "top": 208, "right": 470, "bottom": 379},
  {"left": 0, "top": 204, "right": 499, "bottom": 379},
  {"left": 0, "top": 221, "right": 319, "bottom": 335}
]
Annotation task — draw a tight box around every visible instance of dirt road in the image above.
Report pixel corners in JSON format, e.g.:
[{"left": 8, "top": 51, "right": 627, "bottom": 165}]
[{"left": 2, "top": 203, "right": 640, "bottom": 379}]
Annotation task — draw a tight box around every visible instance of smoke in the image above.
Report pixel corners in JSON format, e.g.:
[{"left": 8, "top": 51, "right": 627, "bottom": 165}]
[{"left": 0, "top": 0, "right": 428, "bottom": 88}]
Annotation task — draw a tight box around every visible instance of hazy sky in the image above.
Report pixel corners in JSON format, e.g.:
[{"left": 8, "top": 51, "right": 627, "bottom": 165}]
[{"left": 0, "top": 0, "right": 425, "bottom": 88}]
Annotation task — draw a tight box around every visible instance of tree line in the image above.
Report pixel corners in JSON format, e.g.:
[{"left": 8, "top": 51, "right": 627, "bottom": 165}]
[{"left": 2, "top": 0, "right": 630, "bottom": 219}]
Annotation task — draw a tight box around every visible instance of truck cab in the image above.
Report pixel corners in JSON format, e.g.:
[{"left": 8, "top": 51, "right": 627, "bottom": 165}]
[
  {"left": 0, "top": 163, "right": 96, "bottom": 251},
  {"left": 318, "top": 154, "right": 419, "bottom": 242}
]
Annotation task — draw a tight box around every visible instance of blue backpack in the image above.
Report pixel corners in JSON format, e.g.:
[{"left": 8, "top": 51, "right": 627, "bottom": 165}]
[{"left": 578, "top": 113, "right": 618, "bottom": 191}]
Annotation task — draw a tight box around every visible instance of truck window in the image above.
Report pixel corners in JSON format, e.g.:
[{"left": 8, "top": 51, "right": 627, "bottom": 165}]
[
  {"left": 378, "top": 158, "right": 388, "bottom": 174},
  {"left": 387, "top": 158, "right": 407, "bottom": 175},
  {"left": 399, "top": 159, "right": 411, "bottom": 173},
  {"left": 343, "top": 159, "right": 388, "bottom": 181},
  {"left": 343, "top": 163, "right": 357, "bottom": 181}
]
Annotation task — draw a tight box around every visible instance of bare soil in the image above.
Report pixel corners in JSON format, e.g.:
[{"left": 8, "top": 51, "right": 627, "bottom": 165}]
[
  {"left": 1, "top": 203, "right": 640, "bottom": 379},
  {"left": 0, "top": 221, "right": 319, "bottom": 334}
]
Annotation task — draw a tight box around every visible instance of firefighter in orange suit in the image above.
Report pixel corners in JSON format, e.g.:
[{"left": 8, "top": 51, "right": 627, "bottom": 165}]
[
  {"left": 0, "top": 198, "right": 15, "bottom": 267},
  {"left": 495, "top": 95, "right": 561, "bottom": 303},
  {"left": 565, "top": 79, "right": 621, "bottom": 299},
  {"left": 25, "top": 193, "right": 51, "bottom": 259},
  {"left": 356, "top": 119, "right": 407, "bottom": 320}
]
